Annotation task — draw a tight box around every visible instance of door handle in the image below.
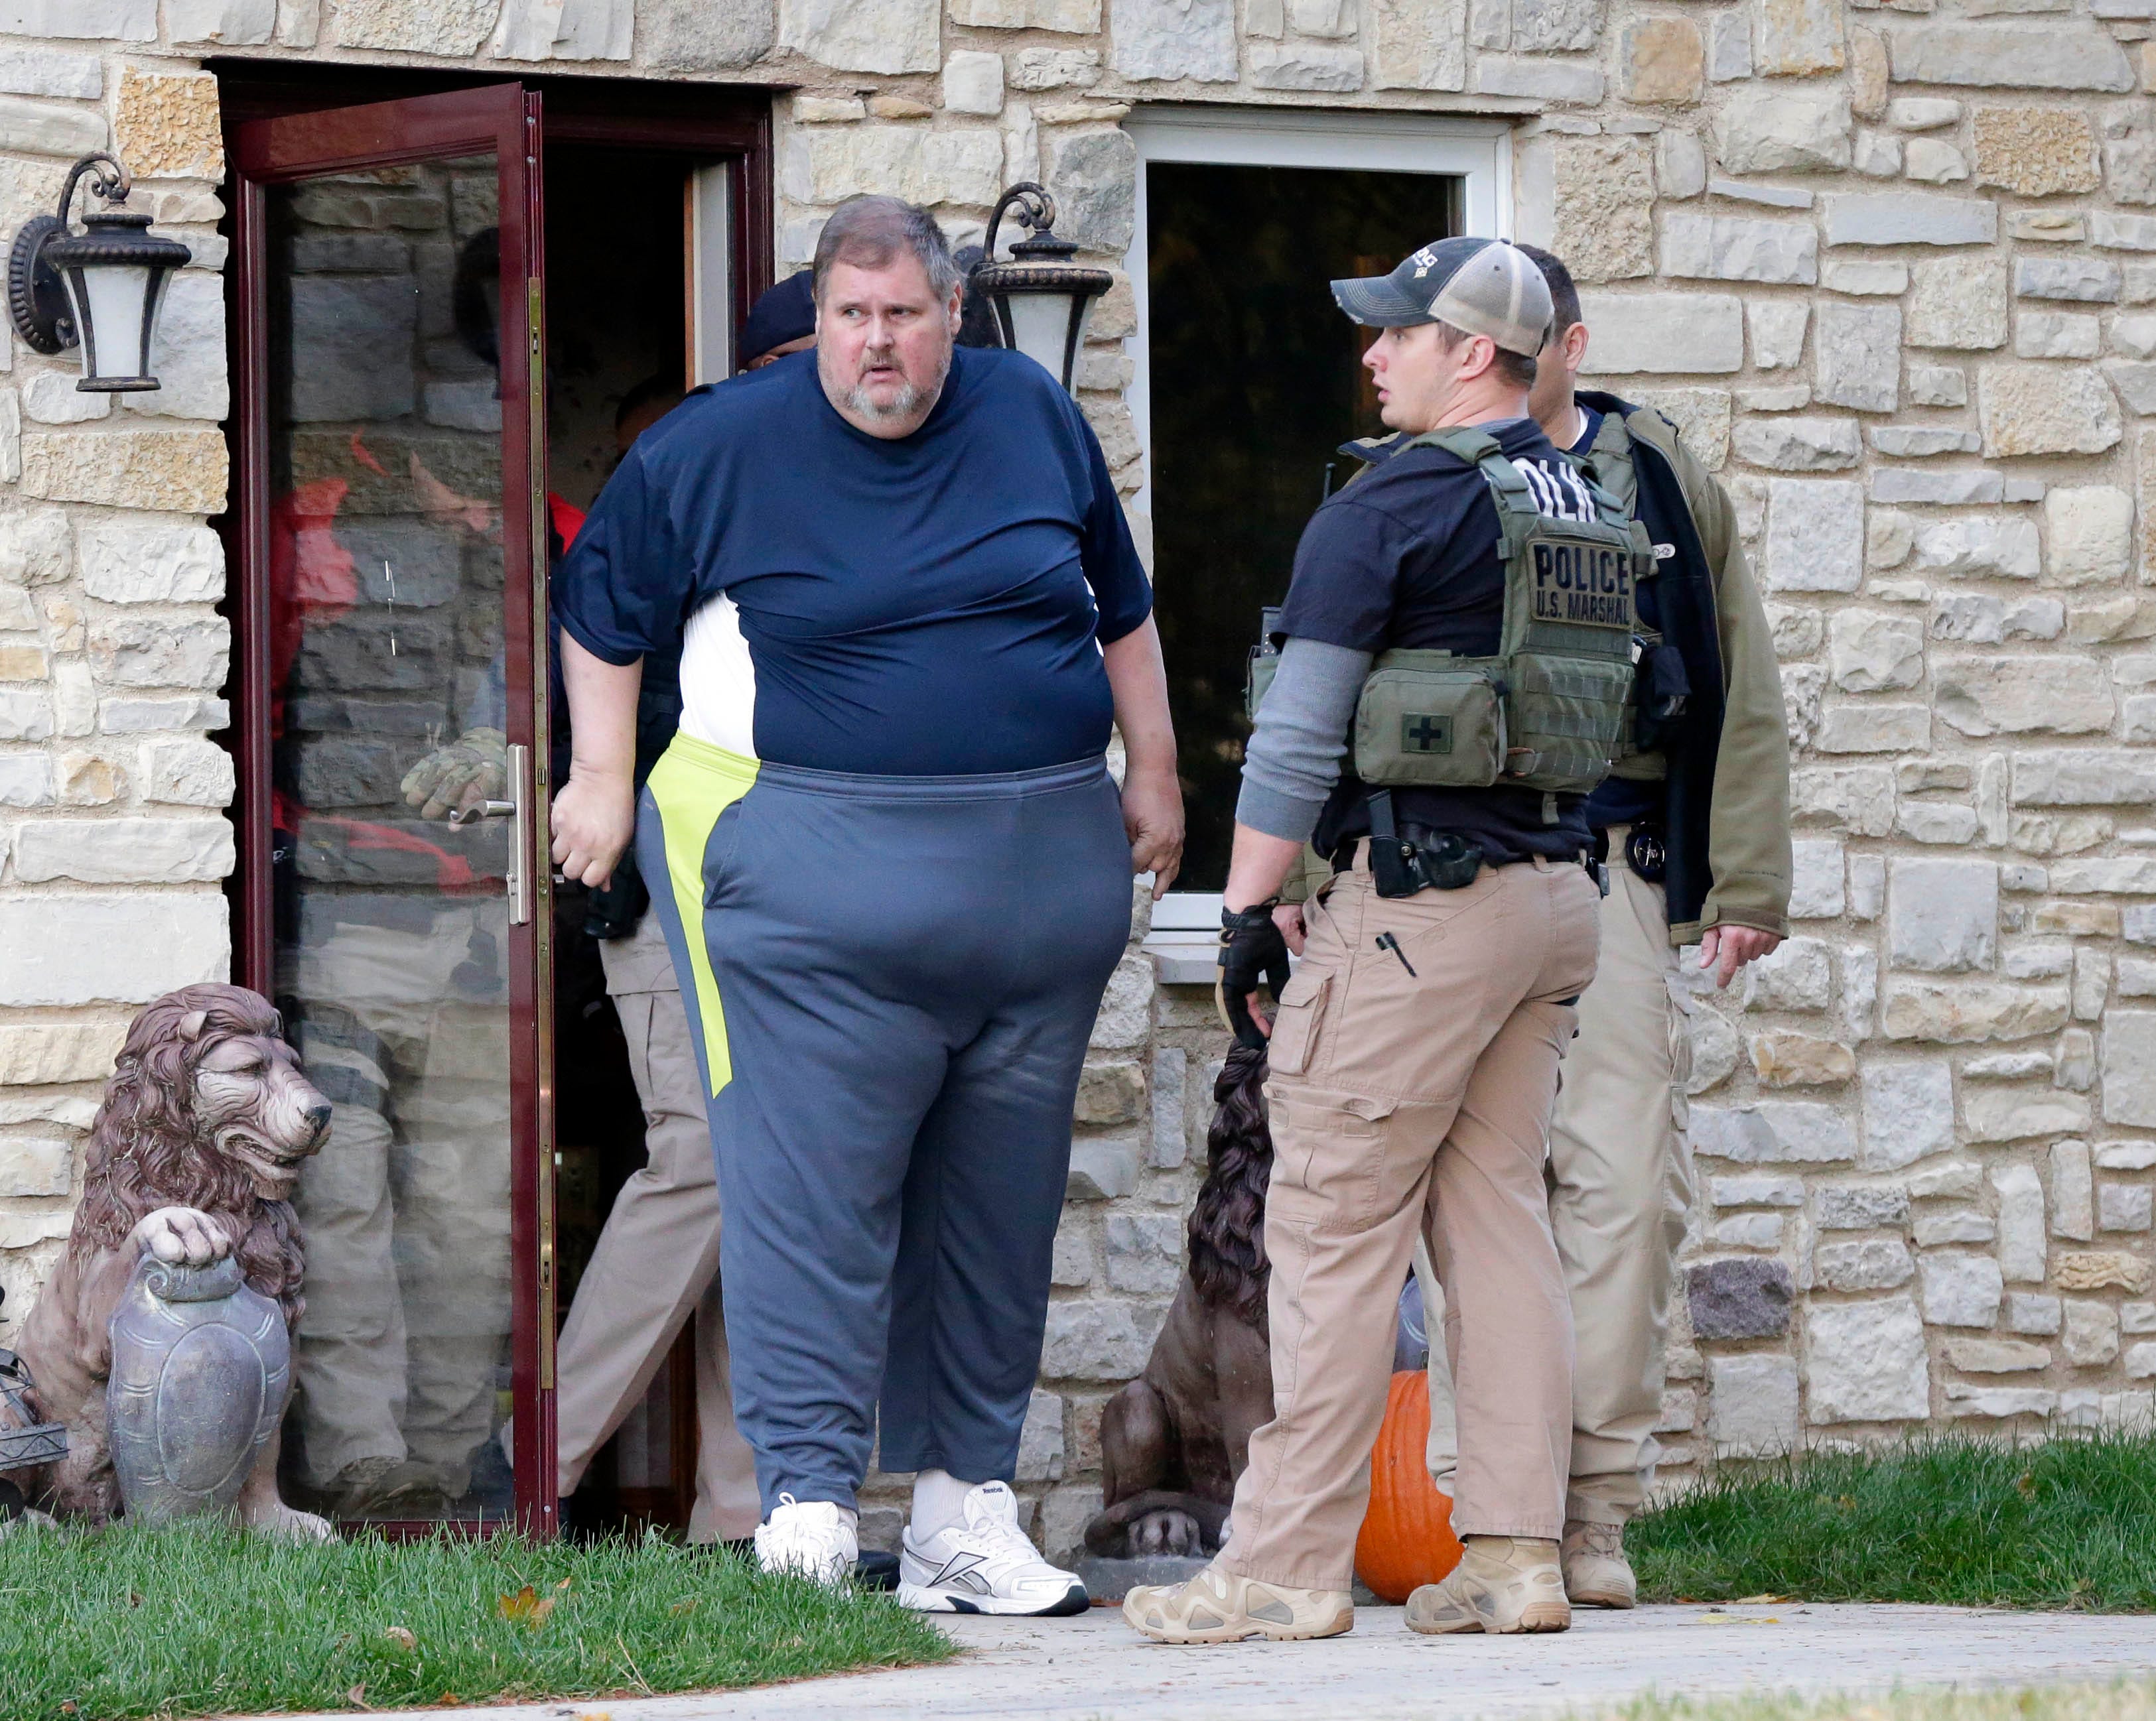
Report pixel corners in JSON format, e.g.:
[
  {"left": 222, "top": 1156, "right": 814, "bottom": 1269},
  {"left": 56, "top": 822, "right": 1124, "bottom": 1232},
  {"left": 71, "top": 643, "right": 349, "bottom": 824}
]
[{"left": 445, "top": 746, "right": 531, "bottom": 923}]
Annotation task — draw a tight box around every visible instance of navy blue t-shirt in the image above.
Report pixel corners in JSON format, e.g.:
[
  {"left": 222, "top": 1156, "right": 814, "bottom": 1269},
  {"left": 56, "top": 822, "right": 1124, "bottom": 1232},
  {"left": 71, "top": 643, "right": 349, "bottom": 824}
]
[
  {"left": 1279, "top": 417, "right": 1596, "bottom": 864},
  {"left": 553, "top": 345, "right": 1152, "bottom": 776}
]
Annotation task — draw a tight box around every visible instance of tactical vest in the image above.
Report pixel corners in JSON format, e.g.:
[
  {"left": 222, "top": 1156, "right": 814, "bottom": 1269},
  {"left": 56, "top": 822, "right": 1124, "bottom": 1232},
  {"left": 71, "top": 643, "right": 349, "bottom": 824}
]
[{"left": 1345, "top": 427, "right": 1654, "bottom": 804}]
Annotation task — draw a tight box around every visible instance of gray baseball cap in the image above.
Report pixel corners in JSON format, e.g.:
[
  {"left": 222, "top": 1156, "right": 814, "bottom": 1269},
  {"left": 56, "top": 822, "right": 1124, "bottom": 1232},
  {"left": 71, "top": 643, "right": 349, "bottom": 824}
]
[{"left": 1331, "top": 237, "right": 1554, "bottom": 357}]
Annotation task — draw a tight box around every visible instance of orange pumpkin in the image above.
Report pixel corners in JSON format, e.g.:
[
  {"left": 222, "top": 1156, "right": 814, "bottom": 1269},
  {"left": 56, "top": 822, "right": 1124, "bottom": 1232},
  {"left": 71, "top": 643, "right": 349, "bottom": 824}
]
[{"left": 1353, "top": 1369, "right": 1465, "bottom": 1604}]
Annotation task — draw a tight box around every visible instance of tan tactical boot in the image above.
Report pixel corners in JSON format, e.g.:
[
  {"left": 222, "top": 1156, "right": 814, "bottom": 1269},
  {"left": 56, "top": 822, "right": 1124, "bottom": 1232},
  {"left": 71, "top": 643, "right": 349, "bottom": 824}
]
[
  {"left": 1561, "top": 1518, "right": 1638, "bottom": 1609},
  {"left": 1123, "top": 1564, "right": 1354, "bottom": 1645},
  {"left": 1405, "top": 1535, "right": 1570, "bottom": 1635}
]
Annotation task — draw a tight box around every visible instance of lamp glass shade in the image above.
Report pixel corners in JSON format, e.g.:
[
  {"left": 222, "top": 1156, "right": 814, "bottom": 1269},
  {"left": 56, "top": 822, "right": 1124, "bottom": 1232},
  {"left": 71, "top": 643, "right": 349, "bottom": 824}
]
[
  {"left": 1001, "top": 290, "right": 1078, "bottom": 386},
  {"left": 62, "top": 259, "right": 165, "bottom": 390}
]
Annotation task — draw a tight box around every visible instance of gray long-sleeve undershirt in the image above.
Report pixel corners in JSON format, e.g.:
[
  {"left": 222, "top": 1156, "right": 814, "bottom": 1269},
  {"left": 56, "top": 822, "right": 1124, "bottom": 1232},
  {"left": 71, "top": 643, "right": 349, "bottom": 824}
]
[{"left": 1235, "top": 636, "right": 1374, "bottom": 844}]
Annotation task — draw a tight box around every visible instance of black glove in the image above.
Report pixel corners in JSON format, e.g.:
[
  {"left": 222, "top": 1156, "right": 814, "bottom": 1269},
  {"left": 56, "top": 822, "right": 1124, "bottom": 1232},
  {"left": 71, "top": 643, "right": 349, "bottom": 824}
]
[{"left": 1216, "top": 901, "right": 1290, "bottom": 1051}]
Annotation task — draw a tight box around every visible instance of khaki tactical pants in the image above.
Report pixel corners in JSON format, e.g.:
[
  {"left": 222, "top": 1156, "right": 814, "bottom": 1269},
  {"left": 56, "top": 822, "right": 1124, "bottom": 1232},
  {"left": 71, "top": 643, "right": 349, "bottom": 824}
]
[
  {"left": 554, "top": 911, "right": 762, "bottom": 1543},
  {"left": 1426, "top": 829, "right": 1694, "bottom": 1527},
  {"left": 1218, "top": 850, "right": 1601, "bottom": 1592}
]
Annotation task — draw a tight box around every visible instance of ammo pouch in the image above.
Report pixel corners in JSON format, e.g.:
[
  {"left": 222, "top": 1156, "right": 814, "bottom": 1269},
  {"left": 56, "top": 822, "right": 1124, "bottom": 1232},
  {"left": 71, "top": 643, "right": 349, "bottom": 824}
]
[{"left": 1351, "top": 427, "right": 1654, "bottom": 800}]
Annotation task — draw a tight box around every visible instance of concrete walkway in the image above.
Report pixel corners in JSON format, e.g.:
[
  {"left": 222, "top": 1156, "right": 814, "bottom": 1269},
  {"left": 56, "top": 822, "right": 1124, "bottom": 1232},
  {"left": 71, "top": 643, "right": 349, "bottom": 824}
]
[{"left": 301, "top": 1602, "right": 2156, "bottom": 1721}]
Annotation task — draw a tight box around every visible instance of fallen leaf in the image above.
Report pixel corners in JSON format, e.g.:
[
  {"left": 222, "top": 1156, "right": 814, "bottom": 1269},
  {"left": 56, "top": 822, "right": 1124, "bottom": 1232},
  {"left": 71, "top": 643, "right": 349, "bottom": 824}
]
[
  {"left": 2015, "top": 1472, "right": 2037, "bottom": 1498},
  {"left": 1733, "top": 1593, "right": 1787, "bottom": 1604},
  {"left": 555, "top": 1576, "right": 573, "bottom": 1592},
  {"left": 498, "top": 1585, "right": 555, "bottom": 1625},
  {"left": 347, "top": 1683, "right": 373, "bottom": 1712},
  {"left": 1699, "top": 1613, "right": 1781, "bottom": 1625},
  {"left": 383, "top": 1626, "right": 417, "bottom": 1651}
]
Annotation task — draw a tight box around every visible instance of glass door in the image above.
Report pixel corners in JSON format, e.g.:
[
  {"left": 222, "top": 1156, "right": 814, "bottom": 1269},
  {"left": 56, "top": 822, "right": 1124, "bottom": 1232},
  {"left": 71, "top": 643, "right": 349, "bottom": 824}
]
[{"left": 229, "top": 86, "right": 555, "bottom": 1535}]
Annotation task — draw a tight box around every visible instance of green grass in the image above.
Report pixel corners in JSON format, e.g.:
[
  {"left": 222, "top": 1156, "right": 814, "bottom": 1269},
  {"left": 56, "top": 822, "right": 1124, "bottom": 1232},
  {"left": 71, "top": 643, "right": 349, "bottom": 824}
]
[
  {"left": 1588, "top": 1679, "right": 2156, "bottom": 1721},
  {"left": 1629, "top": 1430, "right": 2156, "bottom": 1613},
  {"left": 0, "top": 1519, "right": 952, "bottom": 1719}
]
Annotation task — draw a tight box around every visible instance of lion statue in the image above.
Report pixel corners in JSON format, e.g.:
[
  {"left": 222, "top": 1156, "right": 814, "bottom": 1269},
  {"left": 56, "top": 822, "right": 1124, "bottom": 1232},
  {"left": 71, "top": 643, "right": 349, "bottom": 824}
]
[
  {"left": 15, "top": 984, "right": 334, "bottom": 1537},
  {"left": 1085, "top": 1044, "right": 1276, "bottom": 1561}
]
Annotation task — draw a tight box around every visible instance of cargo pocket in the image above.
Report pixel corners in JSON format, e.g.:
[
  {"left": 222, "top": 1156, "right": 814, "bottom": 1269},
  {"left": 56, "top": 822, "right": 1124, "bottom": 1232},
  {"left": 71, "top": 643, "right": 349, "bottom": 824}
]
[
  {"left": 1264, "top": 1088, "right": 1402, "bottom": 1233},
  {"left": 1265, "top": 970, "right": 1329, "bottom": 1077}
]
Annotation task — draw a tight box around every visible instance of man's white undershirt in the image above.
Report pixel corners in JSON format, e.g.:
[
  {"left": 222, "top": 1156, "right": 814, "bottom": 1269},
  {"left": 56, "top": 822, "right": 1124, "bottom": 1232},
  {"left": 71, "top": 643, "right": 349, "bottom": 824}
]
[{"left": 677, "top": 594, "right": 759, "bottom": 758}]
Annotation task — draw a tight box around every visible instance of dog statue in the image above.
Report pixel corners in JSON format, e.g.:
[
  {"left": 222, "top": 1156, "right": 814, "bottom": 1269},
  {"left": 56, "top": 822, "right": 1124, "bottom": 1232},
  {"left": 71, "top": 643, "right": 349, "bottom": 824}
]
[
  {"left": 16, "top": 984, "right": 334, "bottom": 1537},
  {"left": 1085, "top": 1045, "right": 1276, "bottom": 1560}
]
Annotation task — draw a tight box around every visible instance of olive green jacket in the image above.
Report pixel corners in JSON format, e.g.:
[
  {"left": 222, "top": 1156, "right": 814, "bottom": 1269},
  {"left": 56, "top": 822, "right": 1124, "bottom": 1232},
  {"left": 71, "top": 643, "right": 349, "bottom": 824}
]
[{"left": 1583, "top": 401, "right": 1791, "bottom": 944}]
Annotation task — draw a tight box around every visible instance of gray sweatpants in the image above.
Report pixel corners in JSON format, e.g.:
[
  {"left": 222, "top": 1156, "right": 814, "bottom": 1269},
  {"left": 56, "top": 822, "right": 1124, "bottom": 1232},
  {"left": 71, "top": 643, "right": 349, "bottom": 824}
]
[{"left": 638, "top": 743, "right": 1131, "bottom": 1515}]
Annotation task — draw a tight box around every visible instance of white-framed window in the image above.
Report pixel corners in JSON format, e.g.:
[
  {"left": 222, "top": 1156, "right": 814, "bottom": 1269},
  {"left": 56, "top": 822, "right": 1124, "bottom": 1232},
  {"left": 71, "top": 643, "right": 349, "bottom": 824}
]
[{"left": 1122, "top": 107, "right": 1513, "bottom": 980}]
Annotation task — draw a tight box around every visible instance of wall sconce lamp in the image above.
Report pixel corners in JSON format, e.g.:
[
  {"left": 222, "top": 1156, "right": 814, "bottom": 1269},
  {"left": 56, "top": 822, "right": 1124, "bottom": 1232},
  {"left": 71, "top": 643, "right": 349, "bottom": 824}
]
[
  {"left": 9, "top": 152, "right": 188, "bottom": 393},
  {"left": 970, "top": 182, "right": 1111, "bottom": 397}
]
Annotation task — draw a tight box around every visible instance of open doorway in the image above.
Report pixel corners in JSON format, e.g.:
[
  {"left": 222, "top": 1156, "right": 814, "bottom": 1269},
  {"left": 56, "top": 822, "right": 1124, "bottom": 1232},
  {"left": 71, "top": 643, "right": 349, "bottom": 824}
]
[{"left": 1145, "top": 160, "right": 1461, "bottom": 891}]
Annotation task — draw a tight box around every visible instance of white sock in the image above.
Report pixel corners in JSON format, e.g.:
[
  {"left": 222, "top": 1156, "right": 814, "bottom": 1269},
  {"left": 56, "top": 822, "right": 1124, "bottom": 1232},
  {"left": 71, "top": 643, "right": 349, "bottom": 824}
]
[{"left": 910, "top": 1468, "right": 979, "bottom": 1540}]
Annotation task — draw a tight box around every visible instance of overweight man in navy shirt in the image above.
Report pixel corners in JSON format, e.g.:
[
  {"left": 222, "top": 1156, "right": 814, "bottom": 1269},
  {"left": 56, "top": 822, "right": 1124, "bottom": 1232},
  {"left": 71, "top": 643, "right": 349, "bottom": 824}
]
[{"left": 551, "top": 196, "right": 1181, "bottom": 1613}]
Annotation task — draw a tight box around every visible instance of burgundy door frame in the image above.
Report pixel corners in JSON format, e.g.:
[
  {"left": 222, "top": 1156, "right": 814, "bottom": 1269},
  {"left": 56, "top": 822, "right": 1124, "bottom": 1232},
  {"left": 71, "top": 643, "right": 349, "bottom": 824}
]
[{"left": 220, "top": 66, "right": 770, "bottom": 1539}]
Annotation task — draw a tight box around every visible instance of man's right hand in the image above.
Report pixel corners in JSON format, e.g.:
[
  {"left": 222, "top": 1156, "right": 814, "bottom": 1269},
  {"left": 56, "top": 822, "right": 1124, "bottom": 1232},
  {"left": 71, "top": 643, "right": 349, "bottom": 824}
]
[
  {"left": 551, "top": 770, "right": 635, "bottom": 888},
  {"left": 1217, "top": 902, "right": 1291, "bottom": 1051}
]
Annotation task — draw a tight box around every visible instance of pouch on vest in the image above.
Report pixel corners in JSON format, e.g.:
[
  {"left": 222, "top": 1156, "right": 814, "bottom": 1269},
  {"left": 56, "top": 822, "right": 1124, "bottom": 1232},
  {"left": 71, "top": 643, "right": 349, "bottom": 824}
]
[
  {"left": 1246, "top": 605, "right": 1283, "bottom": 725},
  {"left": 1351, "top": 427, "right": 1652, "bottom": 798}
]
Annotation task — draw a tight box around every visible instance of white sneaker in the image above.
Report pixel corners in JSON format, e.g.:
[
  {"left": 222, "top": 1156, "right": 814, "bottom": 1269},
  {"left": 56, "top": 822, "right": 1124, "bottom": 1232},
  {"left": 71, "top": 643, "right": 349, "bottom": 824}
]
[
  {"left": 898, "top": 1481, "right": 1089, "bottom": 1617},
  {"left": 754, "top": 1494, "right": 857, "bottom": 1586}
]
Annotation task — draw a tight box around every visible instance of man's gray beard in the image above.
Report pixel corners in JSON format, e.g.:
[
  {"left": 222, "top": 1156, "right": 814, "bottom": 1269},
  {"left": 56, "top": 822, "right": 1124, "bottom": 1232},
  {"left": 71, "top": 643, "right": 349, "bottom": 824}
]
[{"left": 841, "top": 346, "right": 951, "bottom": 424}]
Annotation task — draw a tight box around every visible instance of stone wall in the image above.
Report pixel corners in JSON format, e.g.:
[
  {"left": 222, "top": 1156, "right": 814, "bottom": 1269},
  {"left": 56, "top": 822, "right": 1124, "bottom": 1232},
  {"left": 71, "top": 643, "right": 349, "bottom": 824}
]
[{"left": 0, "top": 0, "right": 2153, "bottom": 1555}]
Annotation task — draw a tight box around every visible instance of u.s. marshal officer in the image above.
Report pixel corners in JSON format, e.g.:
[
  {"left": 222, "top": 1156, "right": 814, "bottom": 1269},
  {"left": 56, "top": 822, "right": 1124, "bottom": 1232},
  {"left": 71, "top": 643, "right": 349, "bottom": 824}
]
[{"left": 1125, "top": 236, "right": 1644, "bottom": 1646}]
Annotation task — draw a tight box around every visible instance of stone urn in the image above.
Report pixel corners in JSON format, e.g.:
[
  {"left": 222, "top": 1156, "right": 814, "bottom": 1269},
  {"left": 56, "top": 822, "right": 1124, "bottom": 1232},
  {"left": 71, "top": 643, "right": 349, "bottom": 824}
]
[{"left": 107, "top": 1255, "right": 290, "bottom": 1525}]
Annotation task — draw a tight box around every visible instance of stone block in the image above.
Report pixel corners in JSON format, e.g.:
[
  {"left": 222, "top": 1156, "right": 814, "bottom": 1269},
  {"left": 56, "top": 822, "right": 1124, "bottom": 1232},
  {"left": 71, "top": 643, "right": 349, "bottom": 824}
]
[
  {"left": 77, "top": 521, "right": 223, "bottom": 606},
  {"left": 1807, "top": 1296, "right": 1930, "bottom": 1422},
  {"left": 1037, "top": 1484, "right": 1104, "bottom": 1561},
  {"left": 1828, "top": 609, "right": 1923, "bottom": 692},
  {"left": 1067, "top": 1138, "right": 1139, "bottom": 1200},
  {"left": 1713, "top": 86, "right": 1853, "bottom": 175},
  {"left": 22, "top": 373, "right": 107, "bottom": 425},
  {"left": 145, "top": 737, "right": 235, "bottom": 807},
  {"left": 2055, "top": 1141, "right": 2098, "bottom": 1228},
  {"left": 1687, "top": 1007, "right": 1742, "bottom": 1094},
  {"left": 2016, "top": 312, "right": 2102, "bottom": 360},
  {"left": 1814, "top": 704, "right": 1929, "bottom": 753},
  {"left": 2063, "top": 1299, "right": 2122, "bottom": 1366},
  {"left": 1045, "top": 130, "right": 1138, "bottom": 253},
  {"left": 0, "top": 1019, "right": 125, "bottom": 1086},
  {"left": 1913, "top": 518, "right": 2040, "bottom": 579},
  {"left": 1823, "top": 191, "right": 1997, "bottom": 248},
  {"left": 2004, "top": 1292, "right": 2062, "bottom": 1334},
  {"left": 1693, "top": 1101, "right": 1855, "bottom": 1165},
  {"left": 1861, "top": 1059, "right": 1954, "bottom": 1169},
  {"left": 1871, "top": 426, "right": 1980, "bottom": 458},
  {"left": 2044, "top": 487, "right": 2135, "bottom": 586},
  {"left": 1887, "top": 858, "right": 1997, "bottom": 974},
  {"left": 1051, "top": 1224, "right": 1095, "bottom": 1287},
  {"left": 1815, "top": 1184, "right": 1911, "bottom": 1230},
  {"left": 1919, "top": 1252, "right": 2005, "bottom": 1327},
  {"left": 951, "top": 0, "right": 1098, "bottom": 26},
  {"left": 1712, "top": 1173, "right": 1808, "bottom": 1208},
  {"left": 1816, "top": 302, "right": 1901, "bottom": 413},
  {"left": 1011, "top": 47, "right": 1103, "bottom": 88},
  {"left": 1826, "top": 261, "right": 1907, "bottom": 296},
  {"left": 1755, "top": 0, "right": 1842, "bottom": 76},
  {"left": 1946, "top": 1383, "right": 2059, "bottom": 1418},
  {"left": 1851, "top": 855, "right": 1887, "bottom": 919},
  {"left": 1934, "top": 657, "right": 2112, "bottom": 739},
  {"left": 1511, "top": 0, "right": 1598, "bottom": 52},
  {"left": 1708, "top": 7, "right": 1751, "bottom": 81},
  {"left": 1619, "top": 17, "right": 1703, "bottom": 104},
  {"left": 0, "top": 756, "right": 53, "bottom": 807},
  {"left": 1577, "top": 290, "right": 1745, "bottom": 377},
  {"left": 777, "top": 0, "right": 938, "bottom": 71},
  {"left": 1369, "top": 0, "right": 1467, "bottom": 91},
  {"left": 2016, "top": 257, "right": 2123, "bottom": 304},
  {"left": 0, "top": 892, "right": 228, "bottom": 1007},
  {"left": 1248, "top": 42, "right": 1365, "bottom": 89},
  {"left": 0, "top": 509, "right": 72, "bottom": 586},
  {"left": 1993, "top": 1163, "right": 2048, "bottom": 1283},
  {"left": 636, "top": 0, "right": 776, "bottom": 68},
  {"left": 0, "top": 0, "right": 156, "bottom": 36},
  {"left": 1816, "top": 1238, "right": 1917, "bottom": 1291},
  {"left": 1906, "top": 139, "right": 1968, "bottom": 184},
  {"left": 1149, "top": 1046, "right": 1187, "bottom": 1169},
  {"left": 1907, "top": 257, "right": 2009, "bottom": 351},
  {"left": 1657, "top": 129, "right": 1708, "bottom": 200},
  {"left": 1554, "top": 138, "right": 1654, "bottom": 284},
  {"left": 1979, "top": 365, "right": 2123, "bottom": 460},
  {"left": 1790, "top": 767, "right": 1891, "bottom": 838},
  {"left": 1016, "top": 1389, "right": 1065, "bottom": 1482},
  {"left": 1910, "top": 365, "right": 1969, "bottom": 408},
  {"left": 2053, "top": 858, "right": 2156, "bottom": 893},
  {"left": 1852, "top": 25, "right": 1888, "bottom": 117},
  {"left": 1040, "top": 1299, "right": 1166, "bottom": 1380},
  {"left": 943, "top": 50, "right": 1006, "bottom": 115},
  {"left": 13, "top": 817, "right": 232, "bottom": 885},
  {"left": 1742, "top": 936, "right": 1835, "bottom": 1012},
  {"left": 490, "top": 0, "right": 635, "bottom": 60},
  {"left": 1112, "top": 0, "right": 1238, "bottom": 80},
  {"left": 1885, "top": 21, "right": 2134, "bottom": 90},
  {"left": 2056, "top": 1251, "right": 2152, "bottom": 1293},
  {"left": 1789, "top": 838, "right": 1847, "bottom": 919},
  {"left": 1734, "top": 415, "right": 1859, "bottom": 471},
  {"left": 328, "top": 0, "right": 497, "bottom": 50},
  {"left": 1945, "top": 1337, "right": 2049, "bottom": 1372},
  {"left": 1707, "top": 1354, "right": 1800, "bottom": 1456},
  {"left": 1749, "top": 302, "right": 1810, "bottom": 371},
  {"left": 1899, "top": 802, "right": 1979, "bottom": 845},
  {"left": 21, "top": 429, "right": 227, "bottom": 513},
  {"left": 1749, "top": 1031, "right": 1856, "bottom": 1086},
  {"left": 2012, "top": 749, "right": 2156, "bottom": 806},
  {"left": 1970, "top": 106, "right": 2100, "bottom": 196},
  {"left": 1964, "top": 1089, "right": 2092, "bottom": 1144},
  {"left": 1090, "top": 953, "right": 1152, "bottom": 1050},
  {"left": 0, "top": 1136, "right": 68, "bottom": 1198},
  {"left": 1475, "top": 56, "right": 1604, "bottom": 103},
  {"left": 1105, "top": 1212, "right": 1184, "bottom": 1294},
  {"left": 1763, "top": 478, "right": 1863, "bottom": 592},
  {"left": 2102, "top": 1182, "right": 2155, "bottom": 1232},
  {"left": 88, "top": 615, "right": 228, "bottom": 693}
]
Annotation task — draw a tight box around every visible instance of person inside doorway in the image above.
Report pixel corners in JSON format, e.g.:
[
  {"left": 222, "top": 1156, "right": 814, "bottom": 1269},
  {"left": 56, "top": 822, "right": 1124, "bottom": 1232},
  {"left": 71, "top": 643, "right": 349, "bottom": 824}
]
[
  {"left": 551, "top": 195, "right": 1182, "bottom": 1614},
  {"left": 541, "top": 277, "right": 819, "bottom": 1550}
]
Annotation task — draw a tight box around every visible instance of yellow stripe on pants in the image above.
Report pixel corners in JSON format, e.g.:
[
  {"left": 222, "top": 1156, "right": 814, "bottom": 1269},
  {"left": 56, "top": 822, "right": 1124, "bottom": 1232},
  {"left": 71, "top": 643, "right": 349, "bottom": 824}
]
[{"left": 642, "top": 733, "right": 758, "bottom": 1098}]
